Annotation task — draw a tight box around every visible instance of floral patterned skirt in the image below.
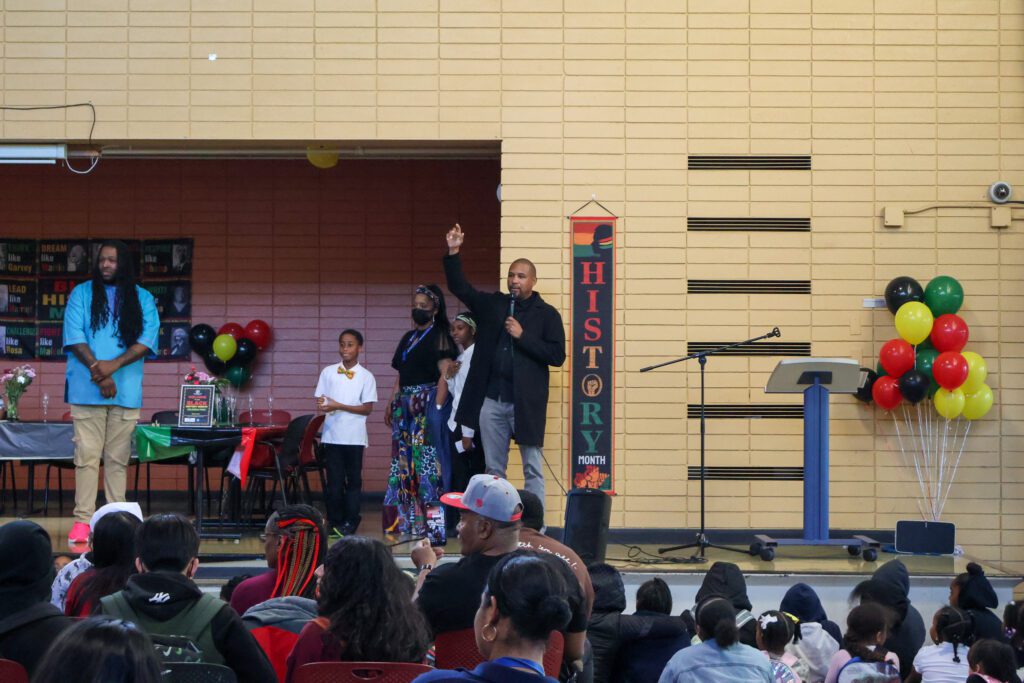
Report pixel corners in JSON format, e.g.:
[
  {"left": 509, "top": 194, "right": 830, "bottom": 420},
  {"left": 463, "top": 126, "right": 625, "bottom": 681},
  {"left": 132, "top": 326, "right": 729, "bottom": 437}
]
[{"left": 382, "top": 383, "right": 443, "bottom": 535}]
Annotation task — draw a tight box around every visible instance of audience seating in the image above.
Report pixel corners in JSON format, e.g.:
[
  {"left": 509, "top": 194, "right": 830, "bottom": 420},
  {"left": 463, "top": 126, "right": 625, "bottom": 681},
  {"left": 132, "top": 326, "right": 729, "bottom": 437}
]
[
  {"left": 0, "top": 659, "right": 29, "bottom": 683},
  {"left": 164, "top": 662, "right": 238, "bottom": 683},
  {"left": 433, "top": 628, "right": 564, "bottom": 677},
  {"left": 294, "top": 661, "right": 433, "bottom": 683}
]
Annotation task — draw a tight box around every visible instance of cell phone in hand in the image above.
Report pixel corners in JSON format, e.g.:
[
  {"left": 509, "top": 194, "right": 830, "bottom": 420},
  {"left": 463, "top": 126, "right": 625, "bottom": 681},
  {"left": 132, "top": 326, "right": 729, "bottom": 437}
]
[{"left": 425, "top": 504, "right": 447, "bottom": 547}]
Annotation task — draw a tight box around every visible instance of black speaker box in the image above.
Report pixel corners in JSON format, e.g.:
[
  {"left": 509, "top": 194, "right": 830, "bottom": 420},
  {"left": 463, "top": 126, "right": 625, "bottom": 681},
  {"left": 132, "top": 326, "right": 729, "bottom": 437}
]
[
  {"left": 895, "top": 520, "right": 956, "bottom": 555},
  {"left": 562, "top": 488, "right": 612, "bottom": 564}
]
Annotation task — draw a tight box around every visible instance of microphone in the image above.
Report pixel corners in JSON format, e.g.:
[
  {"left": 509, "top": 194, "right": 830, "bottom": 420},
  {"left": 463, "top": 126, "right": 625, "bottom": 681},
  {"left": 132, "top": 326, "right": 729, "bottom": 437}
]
[
  {"left": 771, "top": 327, "right": 781, "bottom": 338},
  {"left": 508, "top": 293, "right": 516, "bottom": 318}
]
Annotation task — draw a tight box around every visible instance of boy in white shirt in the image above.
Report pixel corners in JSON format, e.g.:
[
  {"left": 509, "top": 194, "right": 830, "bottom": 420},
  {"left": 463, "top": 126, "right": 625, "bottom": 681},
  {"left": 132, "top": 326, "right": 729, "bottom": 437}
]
[
  {"left": 444, "top": 313, "right": 485, "bottom": 531},
  {"left": 315, "top": 329, "right": 377, "bottom": 537}
]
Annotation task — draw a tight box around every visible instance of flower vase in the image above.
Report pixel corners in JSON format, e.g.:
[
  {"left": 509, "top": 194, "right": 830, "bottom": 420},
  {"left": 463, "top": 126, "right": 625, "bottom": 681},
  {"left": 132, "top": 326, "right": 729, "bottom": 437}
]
[{"left": 5, "top": 395, "right": 19, "bottom": 421}]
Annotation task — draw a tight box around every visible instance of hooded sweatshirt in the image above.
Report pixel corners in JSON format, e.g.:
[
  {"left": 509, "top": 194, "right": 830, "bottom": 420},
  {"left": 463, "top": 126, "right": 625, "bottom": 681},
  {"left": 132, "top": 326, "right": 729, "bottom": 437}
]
[
  {"left": 687, "top": 562, "right": 757, "bottom": 648},
  {"left": 853, "top": 560, "right": 926, "bottom": 679},
  {"left": 780, "top": 583, "right": 842, "bottom": 683},
  {"left": 956, "top": 563, "right": 1005, "bottom": 642},
  {"left": 243, "top": 596, "right": 318, "bottom": 683},
  {"left": 0, "top": 521, "right": 73, "bottom": 676},
  {"left": 100, "top": 571, "right": 277, "bottom": 683}
]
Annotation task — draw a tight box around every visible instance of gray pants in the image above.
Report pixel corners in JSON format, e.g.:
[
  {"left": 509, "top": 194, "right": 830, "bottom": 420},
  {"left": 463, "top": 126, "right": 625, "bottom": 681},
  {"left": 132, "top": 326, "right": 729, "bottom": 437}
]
[{"left": 479, "top": 397, "right": 545, "bottom": 500}]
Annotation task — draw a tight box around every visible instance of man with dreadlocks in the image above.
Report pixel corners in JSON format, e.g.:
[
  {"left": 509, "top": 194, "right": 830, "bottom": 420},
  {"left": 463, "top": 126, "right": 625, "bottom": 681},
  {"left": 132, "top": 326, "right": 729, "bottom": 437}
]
[
  {"left": 63, "top": 240, "right": 159, "bottom": 544},
  {"left": 230, "top": 504, "right": 328, "bottom": 616}
]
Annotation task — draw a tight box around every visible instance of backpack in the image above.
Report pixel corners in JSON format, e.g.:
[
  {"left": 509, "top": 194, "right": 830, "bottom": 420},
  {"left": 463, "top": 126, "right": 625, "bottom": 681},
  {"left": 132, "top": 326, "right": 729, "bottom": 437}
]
[
  {"left": 100, "top": 591, "right": 225, "bottom": 664},
  {"left": 835, "top": 656, "right": 901, "bottom": 683},
  {"left": 769, "top": 658, "right": 800, "bottom": 683}
]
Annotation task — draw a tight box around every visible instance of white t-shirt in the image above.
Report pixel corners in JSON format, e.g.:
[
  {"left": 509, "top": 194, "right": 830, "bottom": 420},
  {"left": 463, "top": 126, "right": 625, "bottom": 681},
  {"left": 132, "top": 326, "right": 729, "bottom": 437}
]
[
  {"left": 445, "top": 343, "right": 475, "bottom": 436},
  {"left": 313, "top": 362, "right": 377, "bottom": 446},
  {"left": 912, "top": 642, "right": 971, "bottom": 683}
]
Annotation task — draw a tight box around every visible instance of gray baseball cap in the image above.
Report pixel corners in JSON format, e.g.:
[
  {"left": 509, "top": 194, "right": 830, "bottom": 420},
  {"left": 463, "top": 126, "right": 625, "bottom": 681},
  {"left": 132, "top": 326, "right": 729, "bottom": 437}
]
[{"left": 440, "top": 474, "right": 523, "bottom": 523}]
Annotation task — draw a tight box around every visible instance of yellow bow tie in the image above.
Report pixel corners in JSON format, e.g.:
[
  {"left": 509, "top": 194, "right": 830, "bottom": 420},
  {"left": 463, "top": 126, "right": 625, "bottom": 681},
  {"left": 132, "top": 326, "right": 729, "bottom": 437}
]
[{"left": 337, "top": 367, "right": 355, "bottom": 379}]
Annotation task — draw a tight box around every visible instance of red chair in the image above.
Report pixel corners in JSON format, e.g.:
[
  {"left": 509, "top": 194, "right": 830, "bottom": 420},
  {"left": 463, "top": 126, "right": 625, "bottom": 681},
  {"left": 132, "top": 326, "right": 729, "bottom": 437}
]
[
  {"left": 242, "top": 414, "right": 312, "bottom": 518},
  {"left": 291, "top": 413, "right": 326, "bottom": 504},
  {"left": 433, "top": 628, "right": 563, "bottom": 677},
  {"left": 294, "top": 662, "right": 432, "bottom": 683},
  {"left": 0, "top": 658, "right": 29, "bottom": 683}
]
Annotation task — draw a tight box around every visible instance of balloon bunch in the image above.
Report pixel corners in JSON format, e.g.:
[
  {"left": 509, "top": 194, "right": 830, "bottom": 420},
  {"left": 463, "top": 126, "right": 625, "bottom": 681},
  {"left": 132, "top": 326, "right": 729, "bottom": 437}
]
[
  {"left": 858, "top": 275, "right": 995, "bottom": 521},
  {"left": 188, "top": 320, "right": 272, "bottom": 388}
]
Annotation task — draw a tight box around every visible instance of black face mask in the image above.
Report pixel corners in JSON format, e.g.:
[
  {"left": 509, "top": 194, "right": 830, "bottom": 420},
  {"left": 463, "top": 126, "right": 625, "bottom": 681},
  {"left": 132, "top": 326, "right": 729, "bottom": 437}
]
[{"left": 411, "top": 308, "right": 433, "bottom": 326}]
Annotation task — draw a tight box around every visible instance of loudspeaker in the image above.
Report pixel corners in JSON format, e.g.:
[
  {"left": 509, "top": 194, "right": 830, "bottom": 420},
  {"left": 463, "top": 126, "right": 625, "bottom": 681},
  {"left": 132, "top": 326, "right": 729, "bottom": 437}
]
[
  {"left": 563, "top": 488, "right": 612, "bottom": 564},
  {"left": 895, "top": 520, "right": 956, "bottom": 555}
]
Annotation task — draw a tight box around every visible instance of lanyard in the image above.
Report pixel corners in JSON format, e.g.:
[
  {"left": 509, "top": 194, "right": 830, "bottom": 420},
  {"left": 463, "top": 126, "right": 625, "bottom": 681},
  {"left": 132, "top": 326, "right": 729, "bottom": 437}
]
[
  {"left": 492, "top": 657, "right": 545, "bottom": 677},
  {"left": 402, "top": 324, "right": 433, "bottom": 363}
]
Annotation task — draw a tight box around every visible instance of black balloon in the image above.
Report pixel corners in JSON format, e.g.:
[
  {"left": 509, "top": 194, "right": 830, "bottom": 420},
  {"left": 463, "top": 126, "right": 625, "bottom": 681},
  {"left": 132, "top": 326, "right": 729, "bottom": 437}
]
[
  {"left": 189, "top": 324, "right": 216, "bottom": 355},
  {"left": 203, "top": 348, "right": 227, "bottom": 376},
  {"left": 229, "top": 337, "right": 258, "bottom": 368},
  {"left": 898, "top": 369, "right": 930, "bottom": 404},
  {"left": 854, "top": 368, "right": 878, "bottom": 403},
  {"left": 884, "top": 276, "right": 924, "bottom": 315}
]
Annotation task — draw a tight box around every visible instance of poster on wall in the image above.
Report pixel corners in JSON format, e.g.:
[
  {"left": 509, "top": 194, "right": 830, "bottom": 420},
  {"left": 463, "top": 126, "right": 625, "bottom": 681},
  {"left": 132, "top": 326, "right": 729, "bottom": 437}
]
[
  {"left": 0, "top": 238, "right": 193, "bottom": 360},
  {"left": 569, "top": 216, "right": 616, "bottom": 492}
]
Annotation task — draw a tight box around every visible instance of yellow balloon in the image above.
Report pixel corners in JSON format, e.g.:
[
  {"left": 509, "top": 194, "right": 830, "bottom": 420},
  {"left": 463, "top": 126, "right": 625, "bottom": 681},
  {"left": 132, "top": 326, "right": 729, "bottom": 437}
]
[
  {"left": 894, "top": 301, "right": 934, "bottom": 345},
  {"left": 961, "top": 351, "right": 988, "bottom": 393},
  {"left": 306, "top": 147, "right": 339, "bottom": 170},
  {"left": 962, "top": 384, "right": 994, "bottom": 420},
  {"left": 933, "top": 387, "right": 965, "bottom": 420}
]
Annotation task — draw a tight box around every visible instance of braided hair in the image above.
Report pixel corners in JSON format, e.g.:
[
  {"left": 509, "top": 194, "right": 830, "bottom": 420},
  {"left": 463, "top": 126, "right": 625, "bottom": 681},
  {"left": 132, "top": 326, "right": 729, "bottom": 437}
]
[
  {"left": 934, "top": 606, "right": 973, "bottom": 663},
  {"left": 843, "top": 603, "right": 893, "bottom": 664},
  {"left": 269, "top": 504, "right": 327, "bottom": 600},
  {"left": 89, "top": 240, "right": 144, "bottom": 348}
]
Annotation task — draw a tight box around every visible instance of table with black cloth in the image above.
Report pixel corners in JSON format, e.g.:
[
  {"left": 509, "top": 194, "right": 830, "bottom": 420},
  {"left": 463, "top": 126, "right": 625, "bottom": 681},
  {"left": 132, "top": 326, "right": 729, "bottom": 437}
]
[{"left": 0, "top": 420, "right": 76, "bottom": 514}]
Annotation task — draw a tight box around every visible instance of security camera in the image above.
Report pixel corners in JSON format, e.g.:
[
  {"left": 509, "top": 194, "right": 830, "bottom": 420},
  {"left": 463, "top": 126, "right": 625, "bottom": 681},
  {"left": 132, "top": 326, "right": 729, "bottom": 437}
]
[{"left": 989, "top": 181, "right": 1012, "bottom": 204}]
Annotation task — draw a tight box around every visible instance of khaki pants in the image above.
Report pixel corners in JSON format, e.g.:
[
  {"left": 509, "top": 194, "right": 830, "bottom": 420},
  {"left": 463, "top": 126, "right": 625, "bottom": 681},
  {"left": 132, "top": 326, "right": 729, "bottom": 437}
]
[{"left": 71, "top": 404, "right": 139, "bottom": 523}]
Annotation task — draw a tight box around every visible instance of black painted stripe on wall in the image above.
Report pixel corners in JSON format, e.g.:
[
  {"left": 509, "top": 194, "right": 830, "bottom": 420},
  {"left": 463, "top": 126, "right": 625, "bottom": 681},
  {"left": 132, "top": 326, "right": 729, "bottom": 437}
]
[
  {"left": 687, "top": 466, "right": 803, "bottom": 481},
  {"left": 688, "top": 155, "right": 812, "bottom": 170},
  {"left": 687, "top": 217, "right": 811, "bottom": 232},
  {"left": 686, "top": 341, "right": 811, "bottom": 357},
  {"left": 687, "top": 280, "right": 812, "bottom": 294},
  {"left": 686, "top": 404, "right": 804, "bottom": 419}
]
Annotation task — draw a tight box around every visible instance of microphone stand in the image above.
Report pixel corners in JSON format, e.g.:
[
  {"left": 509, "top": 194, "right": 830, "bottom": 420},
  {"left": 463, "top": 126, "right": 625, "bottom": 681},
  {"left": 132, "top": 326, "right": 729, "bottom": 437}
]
[{"left": 641, "top": 328, "right": 781, "bottom": 563}]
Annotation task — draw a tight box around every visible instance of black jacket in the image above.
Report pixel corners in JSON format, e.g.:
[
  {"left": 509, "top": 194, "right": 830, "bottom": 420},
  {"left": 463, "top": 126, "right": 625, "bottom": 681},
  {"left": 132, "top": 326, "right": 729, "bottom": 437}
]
[
  {"left": 855, "top": 560, "right": 926, "bottom": 679},
  {"left": 957, "top": 563, "right": 1006, "bottom": 642},
  {"left": 444, "top": 253, "right": 566, "bottom": 447},
  {"left": 683, "top": 561, "right": 757, "bottom": 648},
  {"left": 780, "top": 582, "right": 843, "bottom": 645},
  {"left": 101, "top": 571, "right": 277, "bottom": 683},
  {"left": 0, "top": 601, "right": 73, "bottom": 677}
]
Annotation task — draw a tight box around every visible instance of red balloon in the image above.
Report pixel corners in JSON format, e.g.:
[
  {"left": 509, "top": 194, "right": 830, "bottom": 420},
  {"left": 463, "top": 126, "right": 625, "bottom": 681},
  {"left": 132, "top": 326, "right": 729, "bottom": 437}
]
[
  {"left": 933, "top": 351, "right": 968, "bottom": 390},
  {"left": 930, "top": 314, "right": 969, "bottom": 353},
  {"left": 218, "top": 322, "right": 245, "bottom": 340},
  {"left": 879, "top": 339, "right": 915, "bottom": 378},
  {"left": 244, "top": 319, "right": 273, "bottom": 350},
  {"left": 872, "top": 375, "right": 903, "bottom": 410}
]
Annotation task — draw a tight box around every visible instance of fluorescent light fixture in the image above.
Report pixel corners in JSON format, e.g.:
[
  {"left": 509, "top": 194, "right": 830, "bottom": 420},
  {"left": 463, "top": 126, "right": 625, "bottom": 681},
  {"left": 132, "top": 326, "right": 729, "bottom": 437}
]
[{"left": 0, "top": 144, "right": 67, "bottom": 164}]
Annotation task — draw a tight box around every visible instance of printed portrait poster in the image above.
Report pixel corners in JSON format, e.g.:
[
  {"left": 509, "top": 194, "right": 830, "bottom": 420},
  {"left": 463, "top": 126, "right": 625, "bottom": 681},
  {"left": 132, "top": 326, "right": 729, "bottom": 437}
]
[
  {"left": 155, "top": 322, "right": 191, "bottom": 360},
  {"left": 143, "top": 239, "right": 193, "bottom": 278},
  {"left": 35, "top": 323, "right": 64, "bottom": 359},
  {"left": 570, "top": 217, "right": 616, "bottom": 492},
  {"left": 144, "top": 280, "right": 191, "bottom": 321},
  {"left": 39, "top": 239, "right": 91, "bottom": 276},
  {"left": 0, "top": 279, "right": 37, "bottom": 319},
  {"left": 0, "top": 240, "right": 37, "bottom": 277},
  {"left": 1, "top": 322, "right": 37, "bottom": 359}
]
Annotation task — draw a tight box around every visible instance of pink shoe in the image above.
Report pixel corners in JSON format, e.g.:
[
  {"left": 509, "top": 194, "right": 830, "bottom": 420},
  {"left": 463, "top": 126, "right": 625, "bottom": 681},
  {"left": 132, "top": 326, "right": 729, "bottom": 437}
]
[{"left": 68, "top": 521, "right": 90, "bottom": 544}]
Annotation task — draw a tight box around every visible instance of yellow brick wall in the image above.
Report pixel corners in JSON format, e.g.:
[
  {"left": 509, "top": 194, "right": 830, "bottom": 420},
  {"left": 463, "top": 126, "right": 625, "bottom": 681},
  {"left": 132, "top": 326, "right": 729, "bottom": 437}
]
[{"left": 2, "top": 0, "right": 1022, "bottom": 569}]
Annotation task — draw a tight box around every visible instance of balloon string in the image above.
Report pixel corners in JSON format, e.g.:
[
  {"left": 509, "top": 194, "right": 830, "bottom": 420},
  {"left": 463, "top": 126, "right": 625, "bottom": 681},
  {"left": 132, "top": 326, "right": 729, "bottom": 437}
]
[
  {"left": 938, "top": 418, "right": 969, "bottom": 519},
  {"left": 895, "top": 405, "right": 928, "bottom": 515},
  {"left": 914, "top": 402, "right": 933, "bottom": 520}
]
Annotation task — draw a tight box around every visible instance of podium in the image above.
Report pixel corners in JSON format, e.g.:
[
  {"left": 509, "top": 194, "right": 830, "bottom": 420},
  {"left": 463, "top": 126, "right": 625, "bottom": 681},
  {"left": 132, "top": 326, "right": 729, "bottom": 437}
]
[{"left": 751, "top": 359, "right": 881, "bottom": 561}]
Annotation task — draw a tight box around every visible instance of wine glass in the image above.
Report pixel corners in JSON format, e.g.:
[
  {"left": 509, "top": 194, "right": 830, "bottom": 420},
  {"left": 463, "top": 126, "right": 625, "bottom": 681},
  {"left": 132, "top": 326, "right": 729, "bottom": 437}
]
[
  {"left": 42, "top": 393, "right": 49, "bottom": 422},
  {"left": 267, "top": 394, "right": 274, "bottom": 424},
  {"left": 247, "top": 393, "right": 255, "bottom": 425}
]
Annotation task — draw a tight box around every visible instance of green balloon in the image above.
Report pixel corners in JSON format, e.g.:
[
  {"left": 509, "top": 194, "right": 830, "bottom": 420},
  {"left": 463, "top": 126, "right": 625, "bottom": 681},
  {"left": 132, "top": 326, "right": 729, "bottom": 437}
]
[
  {"left": 212, "top": 333, "right": 237, "bottom": 362},
  {"left": 924, "top": 276, "right": 964, "bottom": 316},
  {"left": 915, "top": 347, "right": 939, "bottom": 382},
  {"left": 876, "top": 361, "right": 888, "bottom": 378},
  {"left": 224, "top": 365, "right": 251, "bottom": 388}
]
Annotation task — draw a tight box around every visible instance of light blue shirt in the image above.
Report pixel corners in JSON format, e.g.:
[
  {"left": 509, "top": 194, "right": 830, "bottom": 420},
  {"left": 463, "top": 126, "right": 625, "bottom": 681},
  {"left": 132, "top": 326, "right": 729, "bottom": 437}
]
[
  {"left": 658, "top": 640, "right": 772, "bottom": 683},
  {"left": 63, "top": 281, "right": 160, "bottom": 408}
]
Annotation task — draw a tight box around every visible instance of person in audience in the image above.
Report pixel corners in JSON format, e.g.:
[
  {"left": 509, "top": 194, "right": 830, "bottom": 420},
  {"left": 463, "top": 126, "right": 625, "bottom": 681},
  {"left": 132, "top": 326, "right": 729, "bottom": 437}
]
[
  {"left": 1004, "top": 601, "right": 1024, "bottom": 669},
  {"left": 230, "top": 504, "right": 328, "bottom": 615},
  {"left": 97, "top": 512, "right": 276, "bottom": 682},
  {"left": 414, "top": 552, "right": 574, "bottom": 682},
  {"left": 682, "top": 561, "right": 757, "bottom": 647},
  {"left": 756, "top": 610, "right": 802, "bottom": 683},
  {"left": 53, "top": 553, "right": 76, "bottom": 572},
  {"left": 952, "top": 563, "right": 1006, "bottom": 642},
  {"left": 618, "top": 578, "right": 692, "bottom": 683},
  {"left": 659, "top": 595, "right": 772, "bottom": 683},
  {"left": 586, "top": 564, "right": 691, "bottom": 683},
  {"left": 31, "top": 616, "right": 163, "bottom": 683},
  {"left": 65, "top": 510, "right": 141, "bottom": 616},
  {"left": 779, "top": 583, "right": 839, "bottom": 683},
  {"left": 285, "top": 535, "right": 430, "bottom": 682},
  {"left": 244, "top": 594, "right": 318, "bottom": 683},
  {"left": 0, "top": 520, "right": 73, "bottom": 676},
  {"left": 906, "top": 605, "right": 973, "bottom": 683},
  {"left": 221, "top": 573, "right": 252, "bottom": 603},
  {"left": 849, "top": 559, "right": 925, "bottom": 678},
  {"left": 51, "top": 501, "right": 143, "bottom": 611},
  {"left": 823, "top": 603, "right": 900, "bottom": 683},
  {"left": 967, "top": 639, "right": 1022, "bottom": 683}
]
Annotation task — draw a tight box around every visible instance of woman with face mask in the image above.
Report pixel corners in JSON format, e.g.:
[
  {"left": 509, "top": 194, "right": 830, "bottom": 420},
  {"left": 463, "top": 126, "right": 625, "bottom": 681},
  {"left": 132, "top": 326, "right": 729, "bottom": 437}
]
[{"left": 383, "top": 284, "right": 458, "bottom": 536}]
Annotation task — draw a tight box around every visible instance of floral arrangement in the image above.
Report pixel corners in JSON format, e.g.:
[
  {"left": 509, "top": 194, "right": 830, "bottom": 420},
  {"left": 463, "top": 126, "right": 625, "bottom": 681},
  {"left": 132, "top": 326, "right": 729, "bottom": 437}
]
[
  {"left": 184, "top": 366, "right": 230, "bottom": 391},
  {"left": 2, "top": 364, "right": 36, "bottom": 421}
]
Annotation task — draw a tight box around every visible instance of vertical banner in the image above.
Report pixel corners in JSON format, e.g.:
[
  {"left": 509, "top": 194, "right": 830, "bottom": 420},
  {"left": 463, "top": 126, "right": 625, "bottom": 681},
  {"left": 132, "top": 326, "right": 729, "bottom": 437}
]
[{"left": 570, "top": 217, "right": 616, "bottom": 492}]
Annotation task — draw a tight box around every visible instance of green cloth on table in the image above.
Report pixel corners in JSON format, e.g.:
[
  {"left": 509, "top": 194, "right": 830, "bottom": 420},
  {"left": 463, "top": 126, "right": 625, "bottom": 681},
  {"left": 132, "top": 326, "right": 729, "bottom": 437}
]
[{"left": 134, "top": 425, "right": 194, "bottom": 462}]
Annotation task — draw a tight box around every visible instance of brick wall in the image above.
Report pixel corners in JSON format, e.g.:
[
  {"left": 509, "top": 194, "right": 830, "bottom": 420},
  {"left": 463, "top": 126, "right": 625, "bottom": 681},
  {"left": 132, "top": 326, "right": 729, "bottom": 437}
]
[{"left": 0, "top": 158, "right": 501, "bottom": 492}]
